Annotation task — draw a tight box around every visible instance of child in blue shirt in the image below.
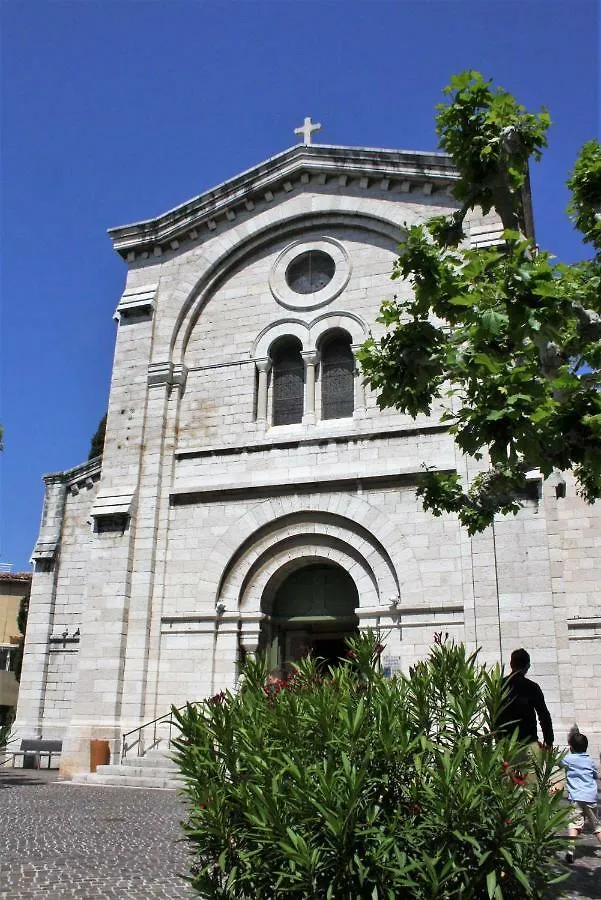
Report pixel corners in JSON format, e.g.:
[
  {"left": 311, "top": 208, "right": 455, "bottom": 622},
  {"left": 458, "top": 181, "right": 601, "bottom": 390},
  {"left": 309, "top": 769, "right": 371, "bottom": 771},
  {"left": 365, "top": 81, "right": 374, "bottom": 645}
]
[{"left": 559, "top": 730, "right": 601, "bottom": 863}]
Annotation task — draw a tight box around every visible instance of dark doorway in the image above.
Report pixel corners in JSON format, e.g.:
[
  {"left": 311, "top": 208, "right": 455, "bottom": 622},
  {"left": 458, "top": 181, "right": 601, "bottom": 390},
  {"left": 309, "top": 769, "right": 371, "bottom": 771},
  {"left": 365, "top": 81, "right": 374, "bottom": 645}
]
[
  {"left": 264, "top": 562, "right": 359, "bottom": 672},
  {"left": 312, "top": 635, "right": 353, "bottom": 670}
]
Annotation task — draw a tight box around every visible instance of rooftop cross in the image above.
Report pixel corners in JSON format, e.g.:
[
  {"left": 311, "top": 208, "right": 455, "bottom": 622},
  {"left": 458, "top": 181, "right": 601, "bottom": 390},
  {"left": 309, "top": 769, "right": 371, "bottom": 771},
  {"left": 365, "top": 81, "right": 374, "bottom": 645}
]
[{"left": 294, "top": 116, "right": 322, "bottom": 145}]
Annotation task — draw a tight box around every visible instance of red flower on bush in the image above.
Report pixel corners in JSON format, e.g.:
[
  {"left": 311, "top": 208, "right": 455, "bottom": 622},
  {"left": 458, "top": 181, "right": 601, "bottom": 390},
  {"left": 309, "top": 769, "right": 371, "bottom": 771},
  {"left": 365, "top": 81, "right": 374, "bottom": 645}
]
[
  {"left": 263, "top": 673, "right": 295, "bottom": 697},
  {"left": 502, "top": 759, "right": 526, "bottom": 786},
  {"left": 209, "top": 691, "right": 226, "bottom": 705}
]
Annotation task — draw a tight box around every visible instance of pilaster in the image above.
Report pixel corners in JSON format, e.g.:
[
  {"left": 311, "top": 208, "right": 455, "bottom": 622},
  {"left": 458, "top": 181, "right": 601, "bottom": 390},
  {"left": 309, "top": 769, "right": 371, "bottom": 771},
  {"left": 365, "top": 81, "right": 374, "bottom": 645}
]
[
  {"left": 120, "top": 362, "right": 186, "bottom": 728},
  {"left": 59, "top": 301, "right": 156, "bottom": 775}
]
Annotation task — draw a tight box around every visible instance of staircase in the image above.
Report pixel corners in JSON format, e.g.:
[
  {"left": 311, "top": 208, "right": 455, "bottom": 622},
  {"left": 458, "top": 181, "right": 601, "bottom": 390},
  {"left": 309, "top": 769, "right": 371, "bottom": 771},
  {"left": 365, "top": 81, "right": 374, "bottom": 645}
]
[
  {"left": 72, "top": 747, "right": 182, "bottom": 789},
  {"left": 71, "top": 706, "right": 188, "bottom": 789}
]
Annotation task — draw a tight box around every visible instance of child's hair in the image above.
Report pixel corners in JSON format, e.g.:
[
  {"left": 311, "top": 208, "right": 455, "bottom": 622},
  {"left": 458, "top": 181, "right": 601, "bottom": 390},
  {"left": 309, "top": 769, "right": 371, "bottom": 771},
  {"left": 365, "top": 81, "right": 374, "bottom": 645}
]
[{"left": 569, "top": 731, "right": 588, "bottom": 753}]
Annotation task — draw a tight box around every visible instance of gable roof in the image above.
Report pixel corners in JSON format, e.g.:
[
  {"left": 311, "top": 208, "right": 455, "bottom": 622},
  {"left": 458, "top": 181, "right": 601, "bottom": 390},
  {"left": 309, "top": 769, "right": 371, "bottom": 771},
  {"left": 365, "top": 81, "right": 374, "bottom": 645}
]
[{"left": 108, "top": 143, "right": 459, "bottom": 259}]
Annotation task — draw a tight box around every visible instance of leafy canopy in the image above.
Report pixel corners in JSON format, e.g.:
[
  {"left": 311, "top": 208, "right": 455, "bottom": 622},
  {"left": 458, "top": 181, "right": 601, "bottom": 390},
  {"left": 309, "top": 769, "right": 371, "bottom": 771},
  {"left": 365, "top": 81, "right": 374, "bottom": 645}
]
[{"left": 359, "top": 71, "right": 601, "bottom": 534}]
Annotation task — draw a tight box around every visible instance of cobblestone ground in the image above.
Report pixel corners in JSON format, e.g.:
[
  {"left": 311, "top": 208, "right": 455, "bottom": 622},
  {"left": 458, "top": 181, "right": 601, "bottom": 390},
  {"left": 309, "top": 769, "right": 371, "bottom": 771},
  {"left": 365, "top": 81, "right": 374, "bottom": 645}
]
[
  {"left": 0, "top": 769, "right": 193, "bottom": 899},
  {"left": 1, "top": 768, "right": 600, "bottom": 899}
]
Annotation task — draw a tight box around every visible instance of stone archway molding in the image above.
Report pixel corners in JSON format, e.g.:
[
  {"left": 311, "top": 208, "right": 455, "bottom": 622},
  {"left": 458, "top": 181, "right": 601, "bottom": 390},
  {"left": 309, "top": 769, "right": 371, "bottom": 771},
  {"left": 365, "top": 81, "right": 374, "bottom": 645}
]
[
  {"left": 202, "top": 495, "right": 422, "bottom": 615},
  {"left": 248, "top": 545, "right": 375, "bottom": 616},
  {"left": 251, "top": 311, "right": 367, "bottom": 360},
  {"left": 237, "top": 533, "right": 381, "bottom": 613}
]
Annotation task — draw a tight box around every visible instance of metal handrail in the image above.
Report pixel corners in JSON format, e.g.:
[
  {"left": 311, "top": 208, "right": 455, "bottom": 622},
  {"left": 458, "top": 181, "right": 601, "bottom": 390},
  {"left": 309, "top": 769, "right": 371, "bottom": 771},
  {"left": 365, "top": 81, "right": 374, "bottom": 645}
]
[{"left": 121, "top": 702, "right": 198, "bottom": 761}]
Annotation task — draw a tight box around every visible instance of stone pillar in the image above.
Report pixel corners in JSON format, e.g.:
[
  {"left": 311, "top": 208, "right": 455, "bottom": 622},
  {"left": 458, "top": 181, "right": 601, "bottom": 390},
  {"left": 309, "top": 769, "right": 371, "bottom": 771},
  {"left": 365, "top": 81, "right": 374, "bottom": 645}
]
[
  {"left": 118, "top": 363, "right": 187, "bottom": 731},
  {"left": 59, "top": 303, "right": 156, "bottom": 775},
  {"left": 13, "top": 567, "right": 59, "bottom": 741},
  {"left": 352, "top": 345, "right": 366, "bottom": 416},
  {"left": 255, "top": 358, "right": 271, "bottom": 423},
  {"left": 14, "top": 475, "right": 67, "bottom": 742},
  {"left": 302, "top": 351, "right": 319, "bottom": 425}
]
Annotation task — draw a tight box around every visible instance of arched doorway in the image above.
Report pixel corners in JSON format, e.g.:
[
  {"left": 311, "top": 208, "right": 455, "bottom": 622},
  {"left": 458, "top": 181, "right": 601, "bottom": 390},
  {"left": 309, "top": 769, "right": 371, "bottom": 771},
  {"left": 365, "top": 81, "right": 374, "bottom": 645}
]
[{"left": 261, "top": 562, "right": 359, "bottom": 672}]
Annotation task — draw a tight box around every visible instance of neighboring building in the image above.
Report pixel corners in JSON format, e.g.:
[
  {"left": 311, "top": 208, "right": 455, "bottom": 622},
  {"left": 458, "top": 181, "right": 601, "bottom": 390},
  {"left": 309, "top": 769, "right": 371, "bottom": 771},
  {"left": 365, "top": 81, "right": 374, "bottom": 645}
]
[
  {"left": 15, "top": 132, "right": 601, "bottom": 776},
  {"left": 0, "top": 572, "right": 31, "bottom": 715}
]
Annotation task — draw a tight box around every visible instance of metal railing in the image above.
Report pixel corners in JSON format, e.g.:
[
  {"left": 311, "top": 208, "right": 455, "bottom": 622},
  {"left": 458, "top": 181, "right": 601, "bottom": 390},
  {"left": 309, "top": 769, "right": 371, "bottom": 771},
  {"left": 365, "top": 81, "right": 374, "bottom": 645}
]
[{"left": 121, "top": 704, "right": 195, "bottom": 761}]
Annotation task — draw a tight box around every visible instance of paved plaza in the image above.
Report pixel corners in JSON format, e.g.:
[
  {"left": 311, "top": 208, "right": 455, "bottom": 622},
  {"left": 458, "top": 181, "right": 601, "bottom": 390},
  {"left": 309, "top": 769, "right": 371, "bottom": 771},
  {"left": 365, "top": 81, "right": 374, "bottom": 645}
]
[
  {"left": 0, "top": 770, "right": 192, "bottom": 899},
  {"left": 0, "top": 769, "right": 600, "bottom": 899}
]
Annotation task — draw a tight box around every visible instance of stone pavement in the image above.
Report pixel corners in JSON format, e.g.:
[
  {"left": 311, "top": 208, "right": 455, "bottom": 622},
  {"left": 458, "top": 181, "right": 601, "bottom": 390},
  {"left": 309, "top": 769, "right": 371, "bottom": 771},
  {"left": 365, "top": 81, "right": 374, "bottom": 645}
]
[
  {"left": 0, "top": 768, "right": 600, "bottom": 899},
  {"left": 0, "top": 769, "right": 192, "bottom": 899}
]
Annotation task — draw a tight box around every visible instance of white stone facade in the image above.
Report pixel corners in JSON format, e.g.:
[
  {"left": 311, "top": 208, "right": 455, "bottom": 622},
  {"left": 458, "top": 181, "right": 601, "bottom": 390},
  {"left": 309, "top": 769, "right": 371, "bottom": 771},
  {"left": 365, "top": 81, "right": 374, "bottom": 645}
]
[{"left": 15, "top": 144, "right": 601, "bottom": 774}]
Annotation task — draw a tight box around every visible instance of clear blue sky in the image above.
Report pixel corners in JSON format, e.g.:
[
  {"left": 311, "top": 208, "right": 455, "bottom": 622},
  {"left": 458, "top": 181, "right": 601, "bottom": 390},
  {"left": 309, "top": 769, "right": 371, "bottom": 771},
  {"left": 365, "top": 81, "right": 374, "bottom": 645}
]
[{"left": 1, "top": 0, "right": 598, "bottom": 571}]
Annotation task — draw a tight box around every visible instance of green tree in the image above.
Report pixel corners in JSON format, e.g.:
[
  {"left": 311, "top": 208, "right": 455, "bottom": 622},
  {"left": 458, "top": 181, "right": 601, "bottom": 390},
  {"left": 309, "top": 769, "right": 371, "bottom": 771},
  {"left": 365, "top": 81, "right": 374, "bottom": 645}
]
[
  {"left": 12, "top": 592, "right": 29, "bottom": 683},
  {"left": 173, "top": 634, "right": 567, "bottom": 899},
  {"left": 88, "top": 413, "right": 107, "bottom": 460},
  {"left": 359, "top": 72, "right": 601, "bottom": 534}
]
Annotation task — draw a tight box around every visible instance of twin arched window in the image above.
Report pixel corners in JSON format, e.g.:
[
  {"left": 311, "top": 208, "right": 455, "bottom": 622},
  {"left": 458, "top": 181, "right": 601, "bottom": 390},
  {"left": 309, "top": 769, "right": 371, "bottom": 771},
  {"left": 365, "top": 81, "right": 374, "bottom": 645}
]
[{"left": 270, "top": 331, "right": 354, "bottom": 425}]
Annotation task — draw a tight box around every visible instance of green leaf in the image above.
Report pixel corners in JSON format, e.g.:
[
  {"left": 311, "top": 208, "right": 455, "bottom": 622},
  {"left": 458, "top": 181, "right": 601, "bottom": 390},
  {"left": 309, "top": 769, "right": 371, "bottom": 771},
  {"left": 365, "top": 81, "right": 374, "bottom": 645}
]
[
  {"left": 449, "top": 294, "right": 475, "bottom": 306},
  {"left": 481, "top": 309, "right": 508, "bottom": 335}
]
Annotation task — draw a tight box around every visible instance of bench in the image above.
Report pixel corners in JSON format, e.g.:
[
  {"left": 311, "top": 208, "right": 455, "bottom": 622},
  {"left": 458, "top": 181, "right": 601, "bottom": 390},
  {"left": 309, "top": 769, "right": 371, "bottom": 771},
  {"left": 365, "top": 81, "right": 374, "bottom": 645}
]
[{"left": 8, "top": 739, "right": 62, "bottom": 769}]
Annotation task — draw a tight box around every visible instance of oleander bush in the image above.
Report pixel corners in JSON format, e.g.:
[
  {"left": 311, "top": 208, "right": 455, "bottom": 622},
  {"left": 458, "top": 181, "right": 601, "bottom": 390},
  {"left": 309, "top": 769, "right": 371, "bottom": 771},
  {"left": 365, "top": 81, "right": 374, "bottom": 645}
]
[{"left": 172, "top": 632, "right": 568, "bottom": 899}]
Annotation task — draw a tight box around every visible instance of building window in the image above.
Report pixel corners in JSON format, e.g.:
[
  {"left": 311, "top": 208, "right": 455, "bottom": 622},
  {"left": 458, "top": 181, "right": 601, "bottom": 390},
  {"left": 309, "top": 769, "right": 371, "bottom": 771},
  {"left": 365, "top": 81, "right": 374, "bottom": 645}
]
[
  {"left": 272, "top": 338, "right": 304, "bottom": 425},
  {"left": 321, "top": 333, "right": 354, "bottom": 420},
  {"left": 0, "top": 646, "right": 13, "bottom": 672},
  {"left": 285, "top": 250, "right": 336, "bottom": 295}
]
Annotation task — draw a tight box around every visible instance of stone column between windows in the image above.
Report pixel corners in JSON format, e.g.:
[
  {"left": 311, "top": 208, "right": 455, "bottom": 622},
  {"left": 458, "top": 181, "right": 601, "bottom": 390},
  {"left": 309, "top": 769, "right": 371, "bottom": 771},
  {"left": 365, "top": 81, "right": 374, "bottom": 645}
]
[
  {"left": 302, "top": 350, "right": 319, "bottom": 425},
  {"left": 255, "top": 358, "right": 271, "bottom": 423},
  {"left": 352, "top": 344, "right": 366, "bottom": 417}
]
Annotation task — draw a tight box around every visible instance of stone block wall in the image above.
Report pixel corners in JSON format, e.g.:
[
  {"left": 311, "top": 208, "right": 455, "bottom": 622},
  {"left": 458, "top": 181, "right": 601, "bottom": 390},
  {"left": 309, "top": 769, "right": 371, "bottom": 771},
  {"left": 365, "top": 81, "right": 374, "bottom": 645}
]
[{"left": 18, "top": 153, "right": 601, "bottom": 773}]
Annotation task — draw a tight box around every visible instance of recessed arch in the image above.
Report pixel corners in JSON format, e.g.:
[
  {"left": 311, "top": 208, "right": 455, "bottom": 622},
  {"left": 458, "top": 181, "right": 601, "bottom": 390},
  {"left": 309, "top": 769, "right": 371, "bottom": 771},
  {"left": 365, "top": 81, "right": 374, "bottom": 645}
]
[
  {"left": 252, "top": 311, "right": 367, "bottom": 360},
  {"left": 310, "top": 312, "right": 367, "bottom": 349},
  {"left": 213, "top": 507, "right": 402, "bottom": 616},
  {"left": 252, "top": 319, "right": 309, "bottom": 359},
  {"left": 169, "top": 208, "right": 406, "bottom": 365},
  {"left": 242, "top": 541, "right": 378, "bottom": 615}
]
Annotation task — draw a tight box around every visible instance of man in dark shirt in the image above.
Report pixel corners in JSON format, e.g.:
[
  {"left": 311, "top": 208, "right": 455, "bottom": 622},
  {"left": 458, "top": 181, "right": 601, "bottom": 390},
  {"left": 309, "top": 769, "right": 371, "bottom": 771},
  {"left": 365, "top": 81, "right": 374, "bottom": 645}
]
[{"left": 498, "top": 648, "right": 554, "bottom": 747}]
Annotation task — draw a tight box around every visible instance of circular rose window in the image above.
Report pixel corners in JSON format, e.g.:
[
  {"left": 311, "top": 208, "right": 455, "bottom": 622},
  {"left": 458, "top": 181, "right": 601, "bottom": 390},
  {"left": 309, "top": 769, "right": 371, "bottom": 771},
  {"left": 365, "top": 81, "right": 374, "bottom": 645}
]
[
  {"left": 285, "top": 250, "right": 336, "bottom": 294},
  {"left": 270, "top": 238, "right": 351, "bottom": 310}
]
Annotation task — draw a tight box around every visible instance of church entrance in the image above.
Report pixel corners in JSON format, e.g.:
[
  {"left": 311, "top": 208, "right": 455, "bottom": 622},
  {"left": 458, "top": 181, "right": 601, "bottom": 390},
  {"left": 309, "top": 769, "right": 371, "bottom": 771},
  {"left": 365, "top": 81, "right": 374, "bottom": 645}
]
[{"left": 262, "top": 563, "right": 359, "bottom": 673}]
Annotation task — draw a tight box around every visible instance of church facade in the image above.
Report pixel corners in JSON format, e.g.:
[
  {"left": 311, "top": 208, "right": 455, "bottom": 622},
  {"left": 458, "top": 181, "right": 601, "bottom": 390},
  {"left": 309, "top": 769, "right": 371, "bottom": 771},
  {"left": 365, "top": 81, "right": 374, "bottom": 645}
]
[{"left": 16, "top": 137, "right": 601, "bottom": 774}]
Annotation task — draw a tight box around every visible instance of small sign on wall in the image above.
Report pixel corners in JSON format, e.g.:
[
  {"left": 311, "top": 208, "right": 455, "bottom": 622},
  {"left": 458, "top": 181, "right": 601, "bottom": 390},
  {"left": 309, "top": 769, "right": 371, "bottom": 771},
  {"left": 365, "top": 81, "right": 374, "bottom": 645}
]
[{"left": 382, "top": 655, "right": 402, "bottom": 678}]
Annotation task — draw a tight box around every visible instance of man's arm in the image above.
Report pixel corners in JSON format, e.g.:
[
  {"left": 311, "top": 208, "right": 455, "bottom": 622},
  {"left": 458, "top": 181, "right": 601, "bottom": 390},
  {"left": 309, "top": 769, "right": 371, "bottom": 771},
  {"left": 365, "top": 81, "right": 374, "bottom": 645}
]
[{"left": 533, "top": 684, "right": 554, "bottom": 746}]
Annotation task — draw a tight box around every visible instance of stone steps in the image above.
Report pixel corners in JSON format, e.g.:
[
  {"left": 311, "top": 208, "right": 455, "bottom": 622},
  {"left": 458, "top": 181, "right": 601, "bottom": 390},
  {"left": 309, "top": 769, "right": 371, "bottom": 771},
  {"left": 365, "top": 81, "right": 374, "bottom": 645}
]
[
  {"left": 74, "top": 771, "right": 180, "bottom": 790},
  {"left": 71, "top": 748, "right": 182, "bottom": 790}
]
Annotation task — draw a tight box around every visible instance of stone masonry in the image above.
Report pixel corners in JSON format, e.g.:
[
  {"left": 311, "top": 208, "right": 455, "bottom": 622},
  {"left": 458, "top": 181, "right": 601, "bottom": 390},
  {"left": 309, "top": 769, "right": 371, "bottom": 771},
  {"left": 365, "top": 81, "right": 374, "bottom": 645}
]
[{"left": 14, "top": 142, "right": 601, "bottom": 774}]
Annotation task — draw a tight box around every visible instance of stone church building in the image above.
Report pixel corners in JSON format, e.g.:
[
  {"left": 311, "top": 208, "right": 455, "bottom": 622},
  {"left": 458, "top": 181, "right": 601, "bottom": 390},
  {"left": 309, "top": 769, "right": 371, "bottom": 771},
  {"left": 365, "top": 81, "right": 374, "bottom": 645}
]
[{"left": 16, "top": 128, "right": 601, "bottom": 774}]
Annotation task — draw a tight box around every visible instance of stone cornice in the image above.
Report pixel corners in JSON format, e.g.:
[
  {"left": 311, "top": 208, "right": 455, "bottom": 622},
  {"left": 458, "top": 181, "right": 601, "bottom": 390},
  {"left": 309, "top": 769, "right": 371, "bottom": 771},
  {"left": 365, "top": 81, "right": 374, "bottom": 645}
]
[
  {"left": 175, "top": 422, "right": 449, "bottom": 460},
  {"left": 43, "top": 457, "right": 102, "bottom": 489},
  {"left": 169, "top": 465, "right": 456, "bottom": 505},
  {"left": 108, "top": 144, "right": 459, "bottom": 259}
]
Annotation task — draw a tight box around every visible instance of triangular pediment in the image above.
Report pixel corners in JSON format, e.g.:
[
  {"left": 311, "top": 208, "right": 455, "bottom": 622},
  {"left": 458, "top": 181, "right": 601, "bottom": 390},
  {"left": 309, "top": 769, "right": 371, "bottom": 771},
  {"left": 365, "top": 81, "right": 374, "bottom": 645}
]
[{"left": 108, "top": 143, "right": 458, "bottom": 258}]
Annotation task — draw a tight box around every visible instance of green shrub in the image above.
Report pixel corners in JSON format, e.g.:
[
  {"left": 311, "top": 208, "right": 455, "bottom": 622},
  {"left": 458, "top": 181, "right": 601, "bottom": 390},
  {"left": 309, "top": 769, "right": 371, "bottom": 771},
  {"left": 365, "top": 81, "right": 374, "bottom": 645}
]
[{"left": 172, "top": 633, "right": 568, "bottom": 899}]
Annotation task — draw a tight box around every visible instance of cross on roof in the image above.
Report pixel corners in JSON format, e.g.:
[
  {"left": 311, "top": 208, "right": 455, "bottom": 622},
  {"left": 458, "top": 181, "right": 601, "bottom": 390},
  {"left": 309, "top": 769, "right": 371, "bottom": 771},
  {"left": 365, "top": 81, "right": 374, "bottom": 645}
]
[{"left": 294, "top": 116, "right": 322, "bottom": 145}]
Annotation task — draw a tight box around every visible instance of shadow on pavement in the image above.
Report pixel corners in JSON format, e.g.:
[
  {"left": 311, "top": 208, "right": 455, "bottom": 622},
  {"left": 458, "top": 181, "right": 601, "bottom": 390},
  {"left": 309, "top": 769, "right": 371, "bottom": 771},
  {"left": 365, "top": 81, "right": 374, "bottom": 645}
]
[{"left": 0, "top": 767, "right": 62, "bottom": 789}]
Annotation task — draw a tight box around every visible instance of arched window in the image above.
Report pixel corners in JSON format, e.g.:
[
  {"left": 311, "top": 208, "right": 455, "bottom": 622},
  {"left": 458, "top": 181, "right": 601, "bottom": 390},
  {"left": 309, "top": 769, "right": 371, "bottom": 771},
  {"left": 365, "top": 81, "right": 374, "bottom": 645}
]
[
  {"left": 271, "top": 338, "right": 304, "bottom": 426},
  {"left": 321, "top": 333, "right": 354, "bottom": 420}
]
